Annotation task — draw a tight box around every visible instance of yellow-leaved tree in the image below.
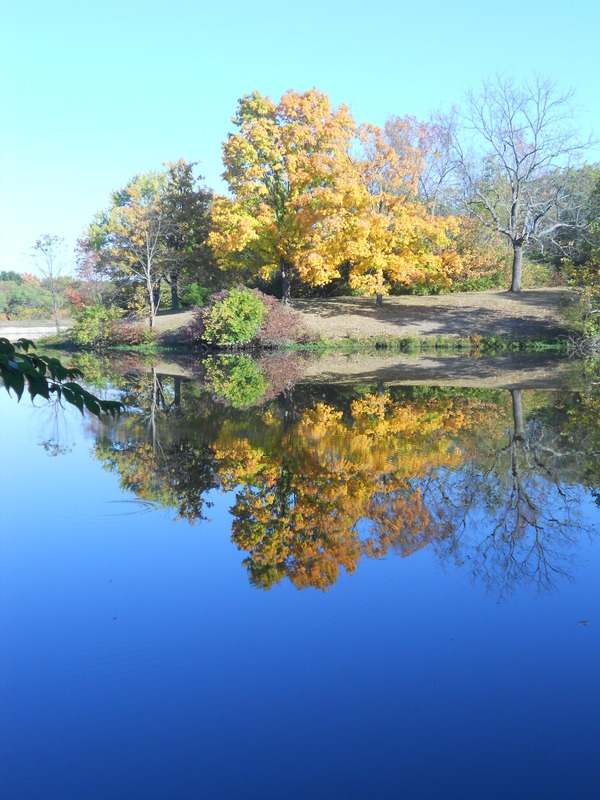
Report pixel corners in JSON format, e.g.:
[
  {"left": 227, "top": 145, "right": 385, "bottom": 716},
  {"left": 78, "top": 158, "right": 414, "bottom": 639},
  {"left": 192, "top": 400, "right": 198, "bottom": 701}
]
[
  {"left": 345, "top": 123, "right": 463, "bottom": 305},
  {"left": 210, "top": 91, "right": 465, "bottom": 304},
  {"left": 208, "top": 89, "right": 356, "bottom": 303}
]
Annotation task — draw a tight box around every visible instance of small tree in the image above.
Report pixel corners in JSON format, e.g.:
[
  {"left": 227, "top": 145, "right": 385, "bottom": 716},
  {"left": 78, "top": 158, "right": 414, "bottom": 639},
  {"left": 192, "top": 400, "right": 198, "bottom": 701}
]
[
  {"left": 446, "top": 75, "right": 593, "bottom": 292},
  {"left": 29, "top": 234, "right": 65, "bottom": 333},
  {"left": 108, "top": 174, "right": 177, "bottom": 328},
  {"left": 79, "top": 163, "right": 213, "bottom": 325},
  {"left": 80, "top": 172, "right": 176, "bottom": 328}
]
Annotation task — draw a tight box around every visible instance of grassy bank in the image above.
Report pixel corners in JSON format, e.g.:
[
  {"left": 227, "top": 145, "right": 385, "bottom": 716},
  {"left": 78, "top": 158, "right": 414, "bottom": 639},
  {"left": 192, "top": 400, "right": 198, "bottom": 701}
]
[
  {"left": 284, "top": 333, "right": 566, "bottom": 355},
  {"left": 36, "top": 331, "right": 567, "bottom": 359}
]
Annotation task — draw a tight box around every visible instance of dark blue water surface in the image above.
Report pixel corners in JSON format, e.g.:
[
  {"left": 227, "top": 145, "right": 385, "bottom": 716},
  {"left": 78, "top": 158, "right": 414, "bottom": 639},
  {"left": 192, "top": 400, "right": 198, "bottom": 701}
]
[{"left": 1, "top": 374, "right": 600, "bottom": 799}]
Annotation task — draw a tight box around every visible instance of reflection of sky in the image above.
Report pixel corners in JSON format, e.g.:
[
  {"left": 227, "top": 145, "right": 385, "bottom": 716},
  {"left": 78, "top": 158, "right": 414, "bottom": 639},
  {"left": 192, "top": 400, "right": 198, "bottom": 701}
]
[{"left": 1, "top": 392, "right": 600, "bottom": 798}]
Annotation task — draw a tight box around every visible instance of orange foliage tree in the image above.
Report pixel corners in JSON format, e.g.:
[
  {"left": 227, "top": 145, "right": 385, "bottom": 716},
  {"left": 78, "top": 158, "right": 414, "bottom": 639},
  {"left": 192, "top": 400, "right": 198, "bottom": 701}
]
[
  {"left": 212, "top": 391, "right": 482, "bottom": 589},
  {"left": 211, "top": 91, "right": 466, "bottom": 303},
  {"left": 90, "top": 370, "right": 594, "bottom": 595},
  {"left": 344, "top": 124, "right": 464, "bottom": 304},
  {"left": 209, "top": 89, "right": 356, "bottom": 303}
]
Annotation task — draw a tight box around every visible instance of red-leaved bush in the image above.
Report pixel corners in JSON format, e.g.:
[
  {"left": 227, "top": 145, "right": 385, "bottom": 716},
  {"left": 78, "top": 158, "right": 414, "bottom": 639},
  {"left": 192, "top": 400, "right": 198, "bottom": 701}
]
[
  {"left": 259, "top": 354, "right": 307, "bottom": 401},
  {"left": 109, "top": 320, "right": 154, "bottom": 345},
  {"left": 256, "top": 292, "right": 307, "bottom": 345}
]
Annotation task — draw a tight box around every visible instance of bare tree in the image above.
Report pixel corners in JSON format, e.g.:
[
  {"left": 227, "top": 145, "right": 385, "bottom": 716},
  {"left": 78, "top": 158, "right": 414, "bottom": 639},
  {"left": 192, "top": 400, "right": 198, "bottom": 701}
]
[
  {"left": 445, "top": 75, "right": 593, "bottom": 291},
  {"left": 29, "top": 234, "right": 65, "bottom": 333}
]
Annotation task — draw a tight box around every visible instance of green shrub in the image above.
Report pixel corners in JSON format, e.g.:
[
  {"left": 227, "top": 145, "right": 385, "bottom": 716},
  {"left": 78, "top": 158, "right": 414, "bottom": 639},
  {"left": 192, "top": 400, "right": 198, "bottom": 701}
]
[
  {"left": 451, "top": 270, "right": 507, "bottom": 292},
  {"left": 138, "top": 327, "right": 156, "bottom": 345},
  {"left": 181, "top": 282, "right": 211, "bottom": 307},
  {"left": 70, "top": 305, "right": 123, "bottom": 348},
  {"left": 205, "top": 356, "right": 266, "bottom": 408},
  {"left": 521, "top": 257, "right": 561, "bottom": 288},
  {"left": 181, "top": 288, "right": 307, "bottom": 347},
  {"left": 203, "top": 288, "right": 264, "bottom": 345}
]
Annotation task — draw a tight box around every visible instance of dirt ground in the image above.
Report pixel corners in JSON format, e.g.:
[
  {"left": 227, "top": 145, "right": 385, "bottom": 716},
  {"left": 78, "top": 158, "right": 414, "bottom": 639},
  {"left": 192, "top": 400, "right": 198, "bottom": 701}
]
[
  {"left": 150, "top": 287, "right": 576, "bottom": 341},
  {"left": 292, "top": 288, "right": 575, "bottom": 341},
  {"left": 149, "top": 289, "right": 580, "bottom": 389}
]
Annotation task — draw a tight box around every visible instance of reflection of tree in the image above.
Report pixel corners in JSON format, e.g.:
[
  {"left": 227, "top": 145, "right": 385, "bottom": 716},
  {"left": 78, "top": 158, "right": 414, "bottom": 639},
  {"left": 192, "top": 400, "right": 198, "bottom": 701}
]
[
  {"left": 364, "top": 488, "right": 448, "bottom": 559},
  {"left": 205, "top": 357, "right": 266, "bottom": 409},
  {"left": 434, "top": 390, "right": 594, "bottom": 599},
  {"left": 35, "top": 394, "right": 77, "bottom": 456},
  {"left": 215, "top": 394, "right": 479, "bottom": 590},
  {"left": 96, "top": 438, "right": 219, "bottom": 523},
  {"left": 86, "top": 359, "right": 600, "bottom": 595},
  {"left": 201, "top": 353, "right": 306, "bottom": 410},
  {"left": 94, "top": 370, "right": 220, "bottom": 522},
  {"left": 225, "top": 448, "right": 366, "bottom": 590}
]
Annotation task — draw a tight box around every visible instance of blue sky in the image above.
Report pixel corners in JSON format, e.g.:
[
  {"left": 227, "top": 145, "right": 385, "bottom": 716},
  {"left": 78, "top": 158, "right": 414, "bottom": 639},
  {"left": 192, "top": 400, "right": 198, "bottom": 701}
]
[{"left": 2, "top": 0, "right": 599, "bottom": 273}]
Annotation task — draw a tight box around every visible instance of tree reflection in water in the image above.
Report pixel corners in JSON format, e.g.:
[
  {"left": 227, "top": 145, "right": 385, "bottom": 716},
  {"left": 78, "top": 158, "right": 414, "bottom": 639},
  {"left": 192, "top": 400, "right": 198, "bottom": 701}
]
[
  {"left": 432, "top": 389, "right": 589, "bottom": 599},
  {"left": 85, "top": 356, "right": 600, "bottom": 596}
]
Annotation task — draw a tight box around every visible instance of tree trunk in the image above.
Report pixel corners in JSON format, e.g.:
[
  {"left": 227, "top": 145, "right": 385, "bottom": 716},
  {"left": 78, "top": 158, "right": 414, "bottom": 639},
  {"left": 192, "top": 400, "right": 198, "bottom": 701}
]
[
  {"left": 280, "top": 257, "right": 291, "bottom": 305},
  {"left": 283, "top": 385, "right": 295, "bottom": 430},
  {"left": 170, "top": 271, "right": 179, "bottom": 312},
  {"left": 150, "top": 367, "right": 158, "bottom": 452},
  {"left": 50, "top": 280, "right": 60, "bottom": 334},
  {"left": 376, "top": 293, "right": 383, "bottom": 307},
  {"left": 511, "top": 389, "right": 524, "bottom": 440},
  {"left": 148, "top": 280, "right": 156, "bottom": 329},
  {"left": 510, "top": 243, "right": 523, "bottom": 293}
]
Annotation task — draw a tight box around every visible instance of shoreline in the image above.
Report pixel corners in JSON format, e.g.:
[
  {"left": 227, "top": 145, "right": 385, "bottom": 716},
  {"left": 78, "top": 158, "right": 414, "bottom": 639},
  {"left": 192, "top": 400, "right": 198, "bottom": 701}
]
[{"left": 2, "top": 288, "right": 578, "bottom": 351}]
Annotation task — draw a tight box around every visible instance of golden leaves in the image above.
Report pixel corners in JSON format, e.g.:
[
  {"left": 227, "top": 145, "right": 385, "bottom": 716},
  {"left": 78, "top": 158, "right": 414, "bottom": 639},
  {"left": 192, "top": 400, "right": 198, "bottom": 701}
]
[
  {"left": 212, "top": 88, "right": 358, "bottom": 289},
  {"left": 211, "top": 88, "right": 469, "bottom": 298}
]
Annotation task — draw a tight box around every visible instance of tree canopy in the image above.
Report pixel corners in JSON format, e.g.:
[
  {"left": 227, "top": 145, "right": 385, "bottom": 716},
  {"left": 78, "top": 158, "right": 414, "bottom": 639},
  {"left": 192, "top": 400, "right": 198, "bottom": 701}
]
[
  {"left": 208, "top": 89, "right": 467, "bottom": 303},
  {"left": 209, "top": 88, "right": 357, "bottom": 303},
  {"left": 344, "top": 123, "right": 463, "bottom": 304},
  {"left": 72, "top": 78, "right": 597, "bottom": 308}
]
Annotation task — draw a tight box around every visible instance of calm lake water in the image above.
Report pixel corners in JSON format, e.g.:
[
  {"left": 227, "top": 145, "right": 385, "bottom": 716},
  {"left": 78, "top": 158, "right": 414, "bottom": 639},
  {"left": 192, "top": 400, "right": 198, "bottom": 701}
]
[{"left": 1, "top": 354, "right": 600, "bottom": 799}]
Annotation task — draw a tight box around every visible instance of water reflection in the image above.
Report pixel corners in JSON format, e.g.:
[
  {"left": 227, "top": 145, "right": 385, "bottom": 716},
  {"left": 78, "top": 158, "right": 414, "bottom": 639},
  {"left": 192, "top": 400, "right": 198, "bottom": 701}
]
[{"left": 76, "top": 355, "right": 600, "bottom": 595}]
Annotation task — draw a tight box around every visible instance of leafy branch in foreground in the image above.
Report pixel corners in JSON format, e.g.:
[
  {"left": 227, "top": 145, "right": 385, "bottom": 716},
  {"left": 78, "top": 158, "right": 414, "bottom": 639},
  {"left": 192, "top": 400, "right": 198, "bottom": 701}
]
[{"left": 0, "top": 338, "right": 123, "bottom": 417}]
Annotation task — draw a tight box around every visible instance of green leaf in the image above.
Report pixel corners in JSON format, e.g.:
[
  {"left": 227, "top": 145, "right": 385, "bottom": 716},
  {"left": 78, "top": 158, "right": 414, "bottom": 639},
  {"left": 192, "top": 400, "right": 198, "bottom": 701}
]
[
  {"left": 15, "top": 338, "right": 36, "bottom": 352},
  {"left": 26, "top": 373, "right": 50, "bottom": 400},
  {"left": 1, "top": 367, "right": 25, "bottom": 400},
  {"left": 82, "top": 394, "right": 101, "bottom": 416}
]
